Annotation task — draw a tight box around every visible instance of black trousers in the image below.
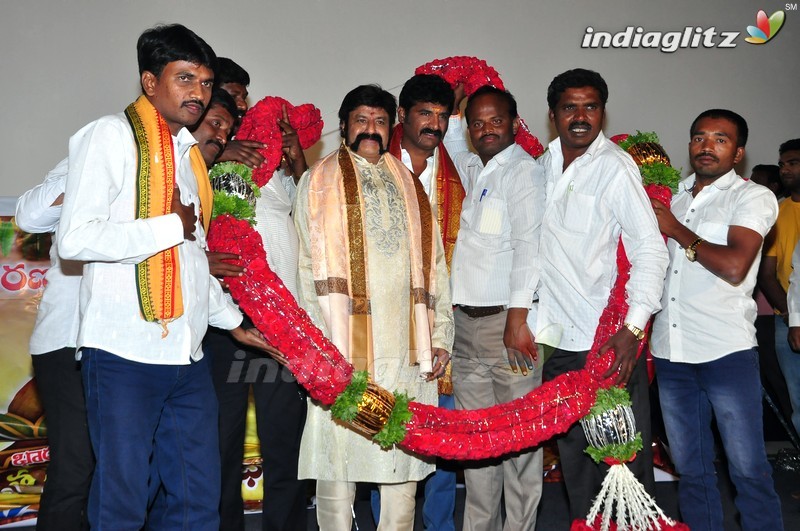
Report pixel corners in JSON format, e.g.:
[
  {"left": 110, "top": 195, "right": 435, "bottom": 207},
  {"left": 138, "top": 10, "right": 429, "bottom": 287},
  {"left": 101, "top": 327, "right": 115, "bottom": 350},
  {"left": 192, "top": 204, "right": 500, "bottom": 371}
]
[
  {"left": 543, "top": 347, "right": 655, "bottom": 521},
  {"left": 204, "top": 327, "right": 308, "bottom": 531},
  {"left": 31, "top": 347, "right": 94, "bottom": 531}
]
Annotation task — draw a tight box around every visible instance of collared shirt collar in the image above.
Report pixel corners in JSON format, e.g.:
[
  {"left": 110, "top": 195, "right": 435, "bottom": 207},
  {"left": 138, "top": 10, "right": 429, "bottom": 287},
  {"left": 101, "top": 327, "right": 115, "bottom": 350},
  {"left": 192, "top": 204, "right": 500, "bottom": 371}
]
[
  {"left": 547, "top": 130, "right": 607, "bottom": 169},
  {"left": 399, "top": 145, "right": 435, "bottom": 171},
  {"left": 466, "top": 142, "right": 519, "bottom": 169},
  {"left": 680, "top": 169, "right": 739, "bottom": 194},
  {"left": 175, "top": 127, "right": 199, "bottom": 157}
]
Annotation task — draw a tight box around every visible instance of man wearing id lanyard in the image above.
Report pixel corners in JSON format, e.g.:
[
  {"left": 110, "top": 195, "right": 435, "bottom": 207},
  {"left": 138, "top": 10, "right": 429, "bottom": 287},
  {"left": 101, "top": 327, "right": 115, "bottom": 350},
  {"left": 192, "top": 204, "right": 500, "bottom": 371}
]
[
  {"left": 446, "top": 85, "right": 545, "bottom": 531},
  {"left": 536, "top": 68, "right": 668, "bottom": 522}
]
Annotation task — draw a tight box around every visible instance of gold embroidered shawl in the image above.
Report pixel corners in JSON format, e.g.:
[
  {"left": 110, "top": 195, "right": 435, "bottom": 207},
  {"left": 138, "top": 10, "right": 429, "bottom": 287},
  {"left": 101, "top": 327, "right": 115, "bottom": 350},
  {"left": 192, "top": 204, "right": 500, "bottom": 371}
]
[{"left": 306, "top": 144, "right": 438, "bottom": 375}]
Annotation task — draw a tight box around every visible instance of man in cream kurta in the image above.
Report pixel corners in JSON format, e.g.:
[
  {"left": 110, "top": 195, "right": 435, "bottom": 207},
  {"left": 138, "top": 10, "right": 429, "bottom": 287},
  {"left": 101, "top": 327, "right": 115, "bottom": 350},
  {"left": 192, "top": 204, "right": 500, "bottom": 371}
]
[{"left": 294, "top": 85, "right": 454, "bottom": 531}]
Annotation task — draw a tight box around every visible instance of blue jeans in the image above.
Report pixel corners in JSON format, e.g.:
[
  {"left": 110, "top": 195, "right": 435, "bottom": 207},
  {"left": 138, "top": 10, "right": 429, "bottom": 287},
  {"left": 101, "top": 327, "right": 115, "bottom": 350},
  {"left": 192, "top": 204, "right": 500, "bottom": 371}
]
[
  {"left": 774, "top": 317, "right": 800, "bottom": 435},
  {"left": 370, "top": 393, "right": 457, "bottom": 531},
  {"left": 655, "top": 350, "right": 782, "bottom": 531},
  {"left": 82, "top": 349, "right": 221, "bottom": 530}
]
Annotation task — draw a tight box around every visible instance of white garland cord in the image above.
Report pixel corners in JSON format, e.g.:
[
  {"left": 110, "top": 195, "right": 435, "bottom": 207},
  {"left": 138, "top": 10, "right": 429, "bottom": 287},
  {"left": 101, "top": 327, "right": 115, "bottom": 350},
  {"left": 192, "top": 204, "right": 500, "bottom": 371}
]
[{"left": 586, "top": 464, "right": 677, "bottom": 531}]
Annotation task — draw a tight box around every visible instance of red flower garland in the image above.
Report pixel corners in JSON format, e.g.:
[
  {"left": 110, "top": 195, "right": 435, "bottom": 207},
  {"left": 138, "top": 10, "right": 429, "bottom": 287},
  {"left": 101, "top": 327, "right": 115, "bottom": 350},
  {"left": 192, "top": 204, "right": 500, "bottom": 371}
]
[
  {"left": 206, "top": 185, "right": 669, "bottom": 460},
  {"left": 416, "top": 56, "right": 505, "bottom": 94},
  {"left": 415, "top": 56, "right": 544, "bottom": 158},
  {"left": 207, "top": 215, "right": 351, "bottom": 405},
  {"left": 205, "top": 134, "right": 672, "bottom": 461},
  {"left": 235, "top": 97, "right": 323, "bottom": 187}
]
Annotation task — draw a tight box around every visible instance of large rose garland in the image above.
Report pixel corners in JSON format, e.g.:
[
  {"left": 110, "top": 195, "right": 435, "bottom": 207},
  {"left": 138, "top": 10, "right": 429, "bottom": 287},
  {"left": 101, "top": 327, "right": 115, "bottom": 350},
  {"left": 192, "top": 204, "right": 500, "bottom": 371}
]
[
  {"left": 210, "top": 82, "right": 684, "bottom": 527},
  {"left": 416, "top": 56, "right": 544, "bottom": 158},
  {"left": 207, "top": 129, "right": 680, "bottom": 468},
  {"left": 235, "top": 96, "right": 323, "bottom": 186}
]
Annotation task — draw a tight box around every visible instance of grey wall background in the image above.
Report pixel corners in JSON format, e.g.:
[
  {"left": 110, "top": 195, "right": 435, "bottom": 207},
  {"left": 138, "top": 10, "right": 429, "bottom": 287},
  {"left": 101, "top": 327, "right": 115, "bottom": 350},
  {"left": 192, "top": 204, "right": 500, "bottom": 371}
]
[{"left": 1, "top": 0, "right": 797, "bottom": 209}]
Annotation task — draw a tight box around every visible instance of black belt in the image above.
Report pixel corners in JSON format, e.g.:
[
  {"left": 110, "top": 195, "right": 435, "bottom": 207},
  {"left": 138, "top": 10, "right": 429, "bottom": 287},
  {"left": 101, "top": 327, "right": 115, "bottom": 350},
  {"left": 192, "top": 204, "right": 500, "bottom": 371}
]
[{"left": 457, "top": 305, "right": 506, "bottom": 318}]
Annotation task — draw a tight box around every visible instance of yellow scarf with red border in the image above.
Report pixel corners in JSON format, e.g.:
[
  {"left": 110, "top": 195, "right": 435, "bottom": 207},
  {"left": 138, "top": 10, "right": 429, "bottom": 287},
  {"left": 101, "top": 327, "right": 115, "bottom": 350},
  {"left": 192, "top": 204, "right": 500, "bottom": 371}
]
[{"left": 125, "top": 95, "right": 212, "bottom": 335}]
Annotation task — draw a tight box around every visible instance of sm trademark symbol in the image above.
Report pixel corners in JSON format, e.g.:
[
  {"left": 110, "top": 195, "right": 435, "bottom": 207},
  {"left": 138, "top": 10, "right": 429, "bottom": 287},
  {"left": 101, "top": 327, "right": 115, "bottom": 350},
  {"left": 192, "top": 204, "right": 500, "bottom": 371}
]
[{"left": 787, "top": 3, "right": 798, "bottom": 10}]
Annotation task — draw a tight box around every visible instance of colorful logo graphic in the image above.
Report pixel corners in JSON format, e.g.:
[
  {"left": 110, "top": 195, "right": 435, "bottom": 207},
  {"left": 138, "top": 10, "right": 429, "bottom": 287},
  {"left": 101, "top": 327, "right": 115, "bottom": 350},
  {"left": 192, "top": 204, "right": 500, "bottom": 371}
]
[{"left": 745, "top": 9, "right": 786, "bottom": 44}]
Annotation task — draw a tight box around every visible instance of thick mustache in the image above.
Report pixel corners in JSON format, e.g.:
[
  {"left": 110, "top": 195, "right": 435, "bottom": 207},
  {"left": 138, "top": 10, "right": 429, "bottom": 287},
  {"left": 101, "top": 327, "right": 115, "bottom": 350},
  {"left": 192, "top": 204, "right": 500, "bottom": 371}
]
[
  {"left": 420, "top": 128, "right": 442, "bottom": 139},
  {"left": 350, "top": 132, "right": 385, "bottom": 153},
  {"left": 205, "top": 139, "right": 224, "bottom": 152},
  {"left": 568, "top": 121, "right": 592, "bottom": 131},
  {"left": 182, "top": 99, "right": 205, "bottom": 112},
  {"left": 480, "top": 133, "right": 499, "bottom": 141},
  {"left": 695, "top": 151, "right": 718, "bottom": 162}
]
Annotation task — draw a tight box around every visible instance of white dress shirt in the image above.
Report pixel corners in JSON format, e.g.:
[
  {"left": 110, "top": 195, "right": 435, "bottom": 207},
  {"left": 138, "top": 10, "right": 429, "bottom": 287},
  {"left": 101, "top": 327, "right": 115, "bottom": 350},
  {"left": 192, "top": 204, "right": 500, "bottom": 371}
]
[
  {"left": 58, "top": 113, "right": 242, "bottom": 365},
  {"left": 536, "top": 132, "right": 668, "bottom": 351},
  {"left": 651, "top": 171, "right": 778, "bottom": 363},
  {"left": 399, "top": 148, "right": 436, "bottom": 201},
  {"left": 15, "top": 158, "right": 83, "bottom": 355},
  {"left": 449, "top": 141, "right": 545, "bottom": 308},
  {"left": 255, "top": 170, "right": 299, "bottom": 298}
]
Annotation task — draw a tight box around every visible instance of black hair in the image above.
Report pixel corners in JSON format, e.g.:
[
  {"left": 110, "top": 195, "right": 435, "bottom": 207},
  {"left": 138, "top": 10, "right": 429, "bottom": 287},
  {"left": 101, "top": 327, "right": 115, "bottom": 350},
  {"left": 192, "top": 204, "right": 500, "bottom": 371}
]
[
  {"left": 465, "top": 85, "right": 518, "bottom": 122},
  {"left": 338, "top": 85, "right": 397, "bottom": 136},
  {"left": 208, "top": 87, "right": 238, "bottom": 125},
  {"left": 217, "top": 57, "right": 250, "bottom": 87},
  {"left": 137, "top": 24, "right": 217, "bottom": 78},
  {"left": 690, "top": 109, "right": 749, "bottom": 148},
  {"left": 546, "top": 68, "right": 608, "bottom": 110},
  {"left": 779, "top": 138, "right": 800, "bottom": 155},
  {"left": 398, "top": 74, "right": 455, "bottom": 114}
]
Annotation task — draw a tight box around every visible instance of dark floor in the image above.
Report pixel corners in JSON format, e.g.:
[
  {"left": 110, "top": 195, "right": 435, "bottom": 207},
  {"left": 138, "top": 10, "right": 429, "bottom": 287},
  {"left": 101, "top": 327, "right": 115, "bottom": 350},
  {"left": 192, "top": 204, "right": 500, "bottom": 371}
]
[{"left": 267, "top": 458, "right": 799, "bottom": 530}]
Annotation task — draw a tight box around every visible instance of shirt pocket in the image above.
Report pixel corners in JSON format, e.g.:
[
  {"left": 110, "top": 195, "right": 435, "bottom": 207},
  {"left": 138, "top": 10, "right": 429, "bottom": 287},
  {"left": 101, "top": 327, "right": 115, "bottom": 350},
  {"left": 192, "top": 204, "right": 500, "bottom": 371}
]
[
  {"left": 476, "top": 197, "right": 505, "bottom": 235},
  {"left": 562, "top": 192, "right": 595, "bottom": 233},
  {"left": 697, "top": 221, "right": 728, "bottom": 245}
]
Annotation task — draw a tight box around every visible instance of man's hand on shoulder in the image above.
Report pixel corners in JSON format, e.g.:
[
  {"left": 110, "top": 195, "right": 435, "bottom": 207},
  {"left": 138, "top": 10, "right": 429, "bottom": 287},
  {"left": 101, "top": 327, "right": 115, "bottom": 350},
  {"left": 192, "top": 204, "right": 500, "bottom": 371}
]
[
  {"left": 217, "top": 139, "right": 266, "bottom": 169},
  {"left": 503, "top": 307, "right": 538, "bottom": 375},
  {"left": 600, "top": 327, "right": 639, "bottom": 385},
  {"left": 170, "top": 186, "right": 196, "bottom": 241}
]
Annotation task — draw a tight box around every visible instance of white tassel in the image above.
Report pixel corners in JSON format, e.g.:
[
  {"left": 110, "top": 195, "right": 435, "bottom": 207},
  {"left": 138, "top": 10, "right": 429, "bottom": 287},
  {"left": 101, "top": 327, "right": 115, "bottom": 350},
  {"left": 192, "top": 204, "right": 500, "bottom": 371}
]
[{"left": 585, "top": 464, "right": 677, "bottom": 531}]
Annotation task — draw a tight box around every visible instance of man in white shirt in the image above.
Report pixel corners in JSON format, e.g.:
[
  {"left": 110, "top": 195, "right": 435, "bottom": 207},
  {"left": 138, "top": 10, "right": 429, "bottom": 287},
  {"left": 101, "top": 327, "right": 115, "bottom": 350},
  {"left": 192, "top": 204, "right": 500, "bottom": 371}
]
[
  {"left": 537, "top": 69, "right": 668, "bottom": 521},
  {"left": 199, "top": 60, "right": 311, "bottom": 531},
  {"left": 449, "top": 85, "right": 545, "bottom": 531},
  {"left": 12, "top": 84, "right": 239, "bottom": 531},
  {"left": 375, "top": 73, "right": 462, "bottom": 531},
  {"left": 57, "top": 25, "right": 268, "bottom": 530},
  {"left": 650, "top": 109, "right": 782, "bottom": 530},
  {"left": 15, "top": 160, "right": 92, "bottom": 531}
]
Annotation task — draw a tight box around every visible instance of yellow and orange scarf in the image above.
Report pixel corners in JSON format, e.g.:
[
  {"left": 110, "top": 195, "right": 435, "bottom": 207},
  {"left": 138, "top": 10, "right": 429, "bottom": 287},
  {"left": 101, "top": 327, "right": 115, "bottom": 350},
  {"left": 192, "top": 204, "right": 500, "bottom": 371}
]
[{"left": 124, "top": 95, "right": 211, "bottom": 334}]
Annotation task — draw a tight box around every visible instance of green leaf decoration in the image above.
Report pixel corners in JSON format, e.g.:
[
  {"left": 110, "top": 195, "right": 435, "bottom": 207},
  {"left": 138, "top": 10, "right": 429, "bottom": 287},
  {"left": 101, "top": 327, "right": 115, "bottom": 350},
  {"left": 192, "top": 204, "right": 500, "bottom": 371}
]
[
  {"left": 585, "top": 433, "right": 643, "bottom": 463},
  {"left": 640, "top": 161, "right": 682, "bottom": 193},
  {"left": 0, "top": 221, "right": 14, "bottom": 257},
  {"left": 588, "top": 387, "right": 632, "bottom": 417},
  {"left": 617, "top": 130, "right": 660, "bottom": 152},
  {"left": 211, "top": 191, "right": 256, "bottom": 225},
  {"left": 331, "top": 371, "right": 369, "bottom": 422},
  {"left": 373, "top": 391, "right": 414, "bottom": 448}
]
